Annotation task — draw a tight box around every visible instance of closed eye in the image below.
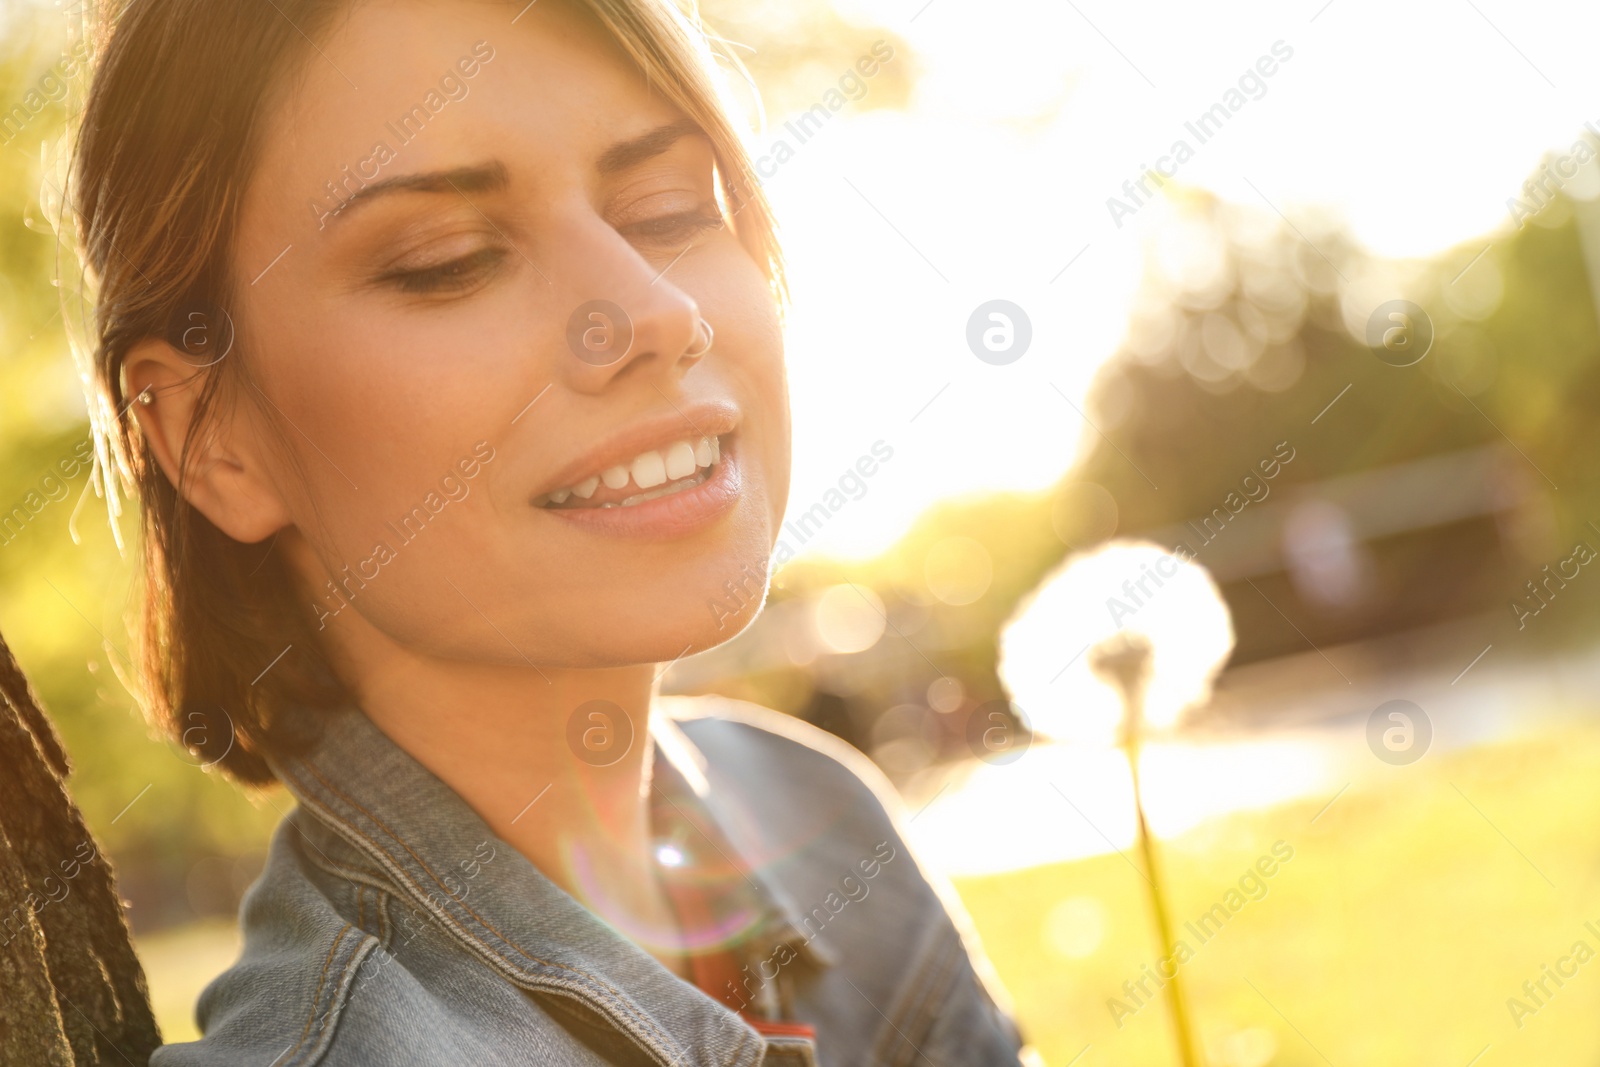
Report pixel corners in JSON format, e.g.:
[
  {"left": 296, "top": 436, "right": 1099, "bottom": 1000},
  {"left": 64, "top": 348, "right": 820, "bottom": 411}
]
[
  {"left": 379, "top": 245, "right": 509, "bottom": 294},
  {"left": 619, "top": 207, "right": 725, "bottom": 246}
]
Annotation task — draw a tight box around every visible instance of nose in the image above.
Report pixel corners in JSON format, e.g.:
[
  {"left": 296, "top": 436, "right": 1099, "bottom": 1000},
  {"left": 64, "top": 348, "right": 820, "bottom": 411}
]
[{"left": 547, "top": 212, "right": 706, "bottom": 394}]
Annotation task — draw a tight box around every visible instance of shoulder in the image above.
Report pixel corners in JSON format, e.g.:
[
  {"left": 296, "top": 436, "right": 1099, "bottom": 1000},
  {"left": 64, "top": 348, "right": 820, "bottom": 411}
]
[
  {"left": 656, "top": 693, "right": 907, "bottom": 818},
  {"left": 659, "top": 695, "right": 1028, "bottom": 1059},
  {"left": 657, "top": 693, "right": 933, "bottom": 880},
  {"left": 150, "top": 807, "right": 633, "bottom": 1066},
  {"left": 149, "top": 808, "right": 478, "bottom": 1067},
  {"left": 150, "top": 809, "right": 384, "bottom": 1066}
]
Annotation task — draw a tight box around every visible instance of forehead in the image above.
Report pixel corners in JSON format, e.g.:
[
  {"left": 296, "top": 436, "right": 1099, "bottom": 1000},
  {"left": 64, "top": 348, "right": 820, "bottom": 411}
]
[{"left": 251, "top": 0, "right": 681, "bottom": 209}]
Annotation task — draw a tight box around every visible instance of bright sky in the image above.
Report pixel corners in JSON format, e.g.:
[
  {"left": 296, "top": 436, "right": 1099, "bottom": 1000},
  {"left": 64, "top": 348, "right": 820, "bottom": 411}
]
[{"left": 766, "top": 0, "right": 1600, "bottom": 559}]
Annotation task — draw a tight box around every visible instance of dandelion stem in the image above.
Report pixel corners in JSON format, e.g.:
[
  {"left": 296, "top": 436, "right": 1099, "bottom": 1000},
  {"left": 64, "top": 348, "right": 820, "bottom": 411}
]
[
  {"left": 1127, "top": 731, "right": 1201, "bottom": 1067},
  {"left": 1094, "top": 633, "right": 1202, "bottom": 1067}
]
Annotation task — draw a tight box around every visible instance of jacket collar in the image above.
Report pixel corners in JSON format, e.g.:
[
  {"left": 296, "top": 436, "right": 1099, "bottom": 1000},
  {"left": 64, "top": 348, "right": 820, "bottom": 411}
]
[
  {"left": 270, "top": 704, "right": 824, "bottom": 1066},
  {"left": 650, "top": 712, "right": 838, "bottom": 970}
]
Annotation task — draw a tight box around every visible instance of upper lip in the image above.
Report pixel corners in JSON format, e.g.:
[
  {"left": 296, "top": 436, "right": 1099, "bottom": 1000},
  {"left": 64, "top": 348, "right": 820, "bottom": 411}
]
[{"left": 534, "top": 398, "right": 740, "bottom": 499}]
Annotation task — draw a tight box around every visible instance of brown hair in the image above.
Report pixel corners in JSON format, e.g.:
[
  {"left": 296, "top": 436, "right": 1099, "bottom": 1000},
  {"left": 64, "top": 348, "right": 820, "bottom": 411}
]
[{"left": 70, "top": 0, "right": 783, "bottom": 783}]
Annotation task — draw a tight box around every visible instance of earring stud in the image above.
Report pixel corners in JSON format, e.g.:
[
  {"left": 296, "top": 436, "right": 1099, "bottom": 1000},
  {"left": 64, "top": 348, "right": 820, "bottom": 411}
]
[
  {"left": 136, "top": 388, "right": 155, "bottom": 406},
  {"left": 685, "top": 318, "right": 714, "bottom": 358}
]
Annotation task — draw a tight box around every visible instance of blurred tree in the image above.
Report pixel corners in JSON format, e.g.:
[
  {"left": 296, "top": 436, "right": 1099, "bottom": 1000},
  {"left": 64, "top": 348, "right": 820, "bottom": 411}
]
[{"left": 1069, "top": 189, "right": 1599, "bottom": 658}]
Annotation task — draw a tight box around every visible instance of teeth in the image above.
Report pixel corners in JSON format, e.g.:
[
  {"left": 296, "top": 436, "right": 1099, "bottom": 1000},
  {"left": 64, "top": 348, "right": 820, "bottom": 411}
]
[
  {"left": 542, "top": 435, "right": 723, "bottom": 507},
  {"left": 631, "top": 450, "right": 667, "bottom": 490},
  {"left": 665, "top": 440, "right": 697, "bottom": 480}
]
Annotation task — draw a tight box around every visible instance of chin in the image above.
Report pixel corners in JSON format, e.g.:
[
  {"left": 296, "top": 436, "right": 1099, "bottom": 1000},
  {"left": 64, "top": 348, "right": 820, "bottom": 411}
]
[
  {"left": 581, "top": 563, "right": 772, "bottom": 667},
  {"left": 540, "top": 616, "right": 756, "bottom": 671}
]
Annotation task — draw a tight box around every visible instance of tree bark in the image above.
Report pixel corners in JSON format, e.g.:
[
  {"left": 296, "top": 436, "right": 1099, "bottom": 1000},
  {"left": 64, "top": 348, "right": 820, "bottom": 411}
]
[{"left": 0, "top": 631, "right": 161, "bottom": 1065}]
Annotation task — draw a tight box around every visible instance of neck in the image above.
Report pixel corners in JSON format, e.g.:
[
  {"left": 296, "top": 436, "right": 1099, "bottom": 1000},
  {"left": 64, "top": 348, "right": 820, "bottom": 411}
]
[{"left": 328, "top": 623, "right": 685, "bottom": 969}]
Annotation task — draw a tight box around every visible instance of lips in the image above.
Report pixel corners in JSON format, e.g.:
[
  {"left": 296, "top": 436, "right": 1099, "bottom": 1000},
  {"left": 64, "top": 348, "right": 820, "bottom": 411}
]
[
  {"left": 535, "top": 434, "right": 722, "bottom": 509},
  {"left": 531, "top": 402, "right": 744, "bottom": 539}
]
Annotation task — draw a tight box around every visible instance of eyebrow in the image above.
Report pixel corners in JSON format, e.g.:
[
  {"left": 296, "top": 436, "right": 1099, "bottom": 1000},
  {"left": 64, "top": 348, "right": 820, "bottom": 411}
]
[
  {"left": 331, "top": 160, "right": 510, "bottom": 220},
  {"left": 597, "top": 119, "right": 707, "bottom": 174},
  {"left": 325, "top": 121, "right": 707, "bottom": 225}
]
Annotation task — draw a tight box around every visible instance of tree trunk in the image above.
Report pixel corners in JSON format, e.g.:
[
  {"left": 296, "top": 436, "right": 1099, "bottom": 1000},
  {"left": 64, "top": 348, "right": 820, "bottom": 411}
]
[{"left": 0, "top": 631, "right": 161, "bottom": 1065}]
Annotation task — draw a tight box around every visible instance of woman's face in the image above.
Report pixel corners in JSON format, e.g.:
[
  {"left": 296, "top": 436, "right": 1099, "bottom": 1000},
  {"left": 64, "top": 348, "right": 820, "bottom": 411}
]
[{"left": 227, "top": 0, "right": 789, "bottom": 667}]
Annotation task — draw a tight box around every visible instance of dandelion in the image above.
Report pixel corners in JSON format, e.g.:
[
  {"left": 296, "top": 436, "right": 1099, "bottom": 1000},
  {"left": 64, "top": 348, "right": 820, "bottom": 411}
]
[{"left": 1000, "top": 539, "right": 1235, "bottom": 1067}]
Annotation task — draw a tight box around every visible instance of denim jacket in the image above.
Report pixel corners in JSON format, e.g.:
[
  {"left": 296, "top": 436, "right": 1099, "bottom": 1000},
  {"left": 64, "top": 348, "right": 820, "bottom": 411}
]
[{"left": 150, "top": 695, "right": 1027, "bottom": 1066}]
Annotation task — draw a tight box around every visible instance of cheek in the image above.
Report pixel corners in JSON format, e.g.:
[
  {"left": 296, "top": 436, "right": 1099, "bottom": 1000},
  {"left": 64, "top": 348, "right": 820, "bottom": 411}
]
[
  {"left": 243, "top": 314, "right": 515, "bottom": 602},
  {"left": 703, "top": 241, "right": 791, "bottom": 517},
  {"left": 249, "top": 265, "right": 542, "bottom": 490},
  {"left": 740, "top": 316, "right": 791, "bottom": 523}
]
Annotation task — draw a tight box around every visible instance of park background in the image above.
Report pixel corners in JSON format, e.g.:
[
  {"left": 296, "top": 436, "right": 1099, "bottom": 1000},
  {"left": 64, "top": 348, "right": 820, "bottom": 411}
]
[{"left": 5, "top": 0, "right": 1600, "bottom": 1063}]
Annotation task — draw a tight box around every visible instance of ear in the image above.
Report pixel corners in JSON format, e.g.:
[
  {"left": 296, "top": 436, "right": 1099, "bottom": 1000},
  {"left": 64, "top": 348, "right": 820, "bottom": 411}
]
[{"left": 124, "top": 337, "right": 292, "bottom": 544}]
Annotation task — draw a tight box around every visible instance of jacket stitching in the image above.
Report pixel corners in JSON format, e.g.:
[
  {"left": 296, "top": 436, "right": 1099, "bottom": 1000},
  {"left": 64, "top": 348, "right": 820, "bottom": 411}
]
[
  {"left": 297, "top": 931, "right": 377, "bottom": 1066},
  {"left": 873, "top": 923, "right": 962, "bottom": 1067},
  {"left": 297, "top": 835, "right": 402, "bottom": 934},
  {"left": 901, "top": 934, "right": 962, "bottom": 1066},
  {"left": 281, "top": 923, "right": 351, "bottom": 1065},
  {"left": 893, "top": 930, "right": 961, "bottom": 1067},
  {"left": 281, "top": 759, "right": 681, "bottom": 1059},
  {"left": 375, "top": 887, "right": 390, "bottom": 947},
  {"left": 295, "top": 824, "right": 398, "bottom": 890}
]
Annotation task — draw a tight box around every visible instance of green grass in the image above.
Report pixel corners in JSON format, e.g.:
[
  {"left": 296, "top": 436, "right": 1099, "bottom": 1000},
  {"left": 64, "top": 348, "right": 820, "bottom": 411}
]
[
  {"left": 137, "top": 723, "right": 1600, "bottom": 1064},
  {"left": 952, "top": 721, "right": 1600, "bottom": 1066}
]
